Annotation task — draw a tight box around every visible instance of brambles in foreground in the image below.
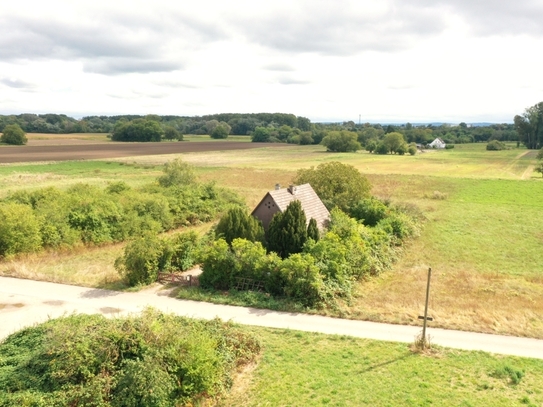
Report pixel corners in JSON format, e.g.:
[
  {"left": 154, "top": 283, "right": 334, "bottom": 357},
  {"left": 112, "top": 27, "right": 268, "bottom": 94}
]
[{"left": 0, "top": 309, "right": 260, "bottom": 407}]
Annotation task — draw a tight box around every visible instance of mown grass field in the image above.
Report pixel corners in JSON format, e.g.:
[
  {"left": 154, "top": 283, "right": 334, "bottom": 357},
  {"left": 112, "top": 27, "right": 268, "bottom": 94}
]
[
  {"left": 220, "top": 326, "right": 543, "bottom": 407},
  {"left": 1, "top": 142, "right": 542, "bottom": 338}
]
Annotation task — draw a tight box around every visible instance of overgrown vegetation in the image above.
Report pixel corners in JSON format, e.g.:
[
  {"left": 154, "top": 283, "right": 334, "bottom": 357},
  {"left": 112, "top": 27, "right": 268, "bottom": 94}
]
[
  {"left": 0, "top": 159, "right": 242, "bottom": 258},
  {"left": 0, "top": 309, "right": 260, "bottom": 406},
  {"left": 195, "top": 163, "right": 421, "bottom": 308}
]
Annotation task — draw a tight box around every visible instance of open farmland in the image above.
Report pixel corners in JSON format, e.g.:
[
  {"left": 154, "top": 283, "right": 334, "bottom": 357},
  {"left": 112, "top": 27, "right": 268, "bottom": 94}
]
[{"left": 1, "top": 139, "right": 542, "bottom": 338}]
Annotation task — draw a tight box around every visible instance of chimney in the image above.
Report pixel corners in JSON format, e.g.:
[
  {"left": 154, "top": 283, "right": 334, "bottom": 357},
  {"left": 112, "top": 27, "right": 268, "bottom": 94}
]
[
  {"left": 288, "top": 184, "right": 297, "bottom": 195},
  {"left": 275, "top": 183, "right": 281, "bottom": 190}
]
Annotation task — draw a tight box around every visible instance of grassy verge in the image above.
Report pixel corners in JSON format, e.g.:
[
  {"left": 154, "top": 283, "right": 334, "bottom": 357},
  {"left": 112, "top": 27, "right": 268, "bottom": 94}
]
[{"left": 222, "top": 326, "right": 543, "bottom": 406}]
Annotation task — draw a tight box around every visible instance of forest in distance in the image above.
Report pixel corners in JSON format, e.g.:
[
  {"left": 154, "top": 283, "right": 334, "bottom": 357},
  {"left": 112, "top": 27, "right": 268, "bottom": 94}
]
[{"left": 0, "top": 111, "right": 519, "bottom": 145}]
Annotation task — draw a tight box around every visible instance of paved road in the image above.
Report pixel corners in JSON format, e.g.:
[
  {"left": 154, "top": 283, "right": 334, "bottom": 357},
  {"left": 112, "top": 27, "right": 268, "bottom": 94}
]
[
  {"left": 0, "top": 141, "right": 289, "bottom": 163},
  {"left": 2, "top": 276, "right": 543, "bottom": 359}
]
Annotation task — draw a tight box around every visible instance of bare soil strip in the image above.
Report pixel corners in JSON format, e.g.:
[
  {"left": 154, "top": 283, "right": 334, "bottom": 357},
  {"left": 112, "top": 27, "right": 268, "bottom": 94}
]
[{"left": 0, "top": 142, "right": 291, "bottom": 164}]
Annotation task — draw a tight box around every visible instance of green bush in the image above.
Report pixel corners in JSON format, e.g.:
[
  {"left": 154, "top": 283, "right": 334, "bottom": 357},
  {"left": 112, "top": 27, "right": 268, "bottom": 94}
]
[
  {"left": 0, "top": 202, "right": 42, "bottom": 257},
  {"left": 165, "top": 231, "right": 200, "bottom": 272},
  {"left": 280, "top": 253, "right": 325, "bottom": 307},
  {"left": 115, "top": 234, "right": 165, "bottom": 286},
  {"left": 198, "top": 239, "right": 237, "bottom": 290},
  {"left": 486, "top": 140, "right": 506, "bottom": 150},
  {"left": 158, "top": 158, "right": 196, "bottom": 187},
  {"left": 0, "top": 124, "right": 27, "bottom": 145},
  {"left": 350, "top": 197, "right": 389, "bottom": 226},
  {"left": 0, "top": 309, "right": 260, "bottom": 406}
]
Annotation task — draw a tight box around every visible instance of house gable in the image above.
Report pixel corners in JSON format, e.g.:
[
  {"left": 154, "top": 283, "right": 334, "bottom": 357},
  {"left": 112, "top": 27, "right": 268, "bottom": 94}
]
[{"left": 251, "top": 184, "right": 330, "bottom": 230}]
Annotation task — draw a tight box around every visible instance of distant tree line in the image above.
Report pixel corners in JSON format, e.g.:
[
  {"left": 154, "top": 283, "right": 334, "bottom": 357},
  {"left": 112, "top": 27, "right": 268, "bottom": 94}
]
[{"left": 0, "top": 112, "right": 311, "bottom": 136}]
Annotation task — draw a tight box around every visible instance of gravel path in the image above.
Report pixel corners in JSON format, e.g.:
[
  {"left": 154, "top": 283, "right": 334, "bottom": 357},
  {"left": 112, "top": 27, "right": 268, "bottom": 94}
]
[{"left": 2, "top": 276, "right": 543, "bottom": 359}]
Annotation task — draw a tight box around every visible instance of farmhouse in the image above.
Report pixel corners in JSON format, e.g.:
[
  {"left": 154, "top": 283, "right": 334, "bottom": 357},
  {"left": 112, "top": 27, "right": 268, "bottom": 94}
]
[
  {"left": 252, "top": 183, "right": 330, "bottom": 231},
  {"left": 429, "top": 137, "right": 446, "bottom": 149}
]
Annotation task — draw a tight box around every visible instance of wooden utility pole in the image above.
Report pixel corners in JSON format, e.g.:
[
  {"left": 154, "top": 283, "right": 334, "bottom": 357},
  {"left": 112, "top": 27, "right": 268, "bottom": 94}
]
[{"left": 417, "top": 267, "right": 433, "bottom": 348}]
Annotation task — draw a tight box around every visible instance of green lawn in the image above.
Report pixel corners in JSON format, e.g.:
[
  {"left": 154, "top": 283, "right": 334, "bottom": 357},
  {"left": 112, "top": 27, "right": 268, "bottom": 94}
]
[{"left": 221, "top": 327, "right": 543, "bottom": 407}]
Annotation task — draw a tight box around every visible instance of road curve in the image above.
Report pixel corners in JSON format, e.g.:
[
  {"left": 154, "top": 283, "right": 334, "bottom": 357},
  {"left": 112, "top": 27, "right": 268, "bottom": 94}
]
[
  {"left": 1, "top": 276, "right": 543, "bottom": 359},
  {"left": 0, "top": 141, "right": 290, "bottom": 164}
]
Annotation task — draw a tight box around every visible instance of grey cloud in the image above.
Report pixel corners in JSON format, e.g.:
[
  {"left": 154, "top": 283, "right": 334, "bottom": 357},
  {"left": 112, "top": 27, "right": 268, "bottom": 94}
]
[
  {"left": 409, "top": 0, "right": 543, "bottom": 36},
  {"left": 277, "top": 76, "right": 311, "bottom": 85},
  {"left": 0, "top": 78, "right": 36, "bottom": 89},
  {"left": 84, "top": 58, "right": 182, "bottom": 75},
  {"left": 0, "top": 10, "right": 226, "bottom": 74},
  {"left": 153, "top": 80, "right": 201, "bottom": 89},
  {"left": 263, "top": 63, "right": 295, "bottom": 71},
  {"left": 238, "top": 4, "right": 446, "bottom": 55}
]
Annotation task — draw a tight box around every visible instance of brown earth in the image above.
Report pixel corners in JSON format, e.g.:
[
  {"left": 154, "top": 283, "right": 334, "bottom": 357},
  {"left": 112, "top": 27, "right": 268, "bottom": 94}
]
[{"left": 0, "top": 141, "right": 291, "bottom": 164}]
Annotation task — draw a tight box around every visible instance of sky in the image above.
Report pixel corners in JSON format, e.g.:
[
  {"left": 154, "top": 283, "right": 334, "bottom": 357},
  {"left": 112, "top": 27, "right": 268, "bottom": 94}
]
[{"left": 1, "top": 0, "right": 542, "bottom": 123}]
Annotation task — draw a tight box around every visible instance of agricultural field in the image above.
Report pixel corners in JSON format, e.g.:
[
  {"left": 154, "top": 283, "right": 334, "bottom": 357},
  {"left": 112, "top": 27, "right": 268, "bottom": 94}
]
[{"left": 1, "top": 141, "right": 543, "bottom": 339}]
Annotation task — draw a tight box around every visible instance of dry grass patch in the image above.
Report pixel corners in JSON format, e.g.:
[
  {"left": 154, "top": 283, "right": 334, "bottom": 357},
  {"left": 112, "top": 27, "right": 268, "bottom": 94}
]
[
  {"left": 351, "top": 266, "right": 543, "bottom": 338},
  {"left": 0, "top": 244, "right": 124, "bottom": 289}
]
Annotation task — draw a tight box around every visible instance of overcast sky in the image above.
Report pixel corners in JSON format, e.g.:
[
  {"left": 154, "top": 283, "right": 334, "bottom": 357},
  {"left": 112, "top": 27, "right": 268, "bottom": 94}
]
[{"left": 1, "top": 0, "right": 542, "bottom": 123}]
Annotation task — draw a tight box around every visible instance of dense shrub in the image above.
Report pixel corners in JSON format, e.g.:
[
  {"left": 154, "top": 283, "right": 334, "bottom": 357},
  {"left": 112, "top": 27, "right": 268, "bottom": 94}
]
[
  {"left": 280, "top": 253, "right": 325, "bottom": 307},
  {"left": 0, "top": 202, "right": 41, "bottom": 257},
  {"left": 114, "top": 233, "right": 165, "bottom": 285},
  {"left": 0, "top": 124, "right": 27, "bottom": 145},
  {"left": 115, "top": 231, "right": 201, "bottom": 286},
  {"left": 486, "top": 140, "right": 506, "bottom": 150},
  {"left": 0, "top": 309, "right": 260, "bottom": 406},
  {"left": 350, "top": 197, "right": 389, "bottom": 226},
  {"left": 157, "top": 158, "right": 196, "bottom": 187}
]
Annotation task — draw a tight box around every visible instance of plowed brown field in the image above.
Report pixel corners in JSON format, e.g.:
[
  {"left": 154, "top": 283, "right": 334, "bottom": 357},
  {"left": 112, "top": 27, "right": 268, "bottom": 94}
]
[{"left": 0, "top": 141, "right": 290, "bottom": 164}]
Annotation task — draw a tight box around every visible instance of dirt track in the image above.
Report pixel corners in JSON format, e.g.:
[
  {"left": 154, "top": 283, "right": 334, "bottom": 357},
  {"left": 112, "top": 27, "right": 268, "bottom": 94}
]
[{"left": 0, "top": 141, "right": 290, "bottom": 164}]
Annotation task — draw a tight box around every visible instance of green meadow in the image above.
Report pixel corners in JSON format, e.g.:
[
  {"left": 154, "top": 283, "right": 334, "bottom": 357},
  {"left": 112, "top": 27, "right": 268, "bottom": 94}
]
[
  {"left": 220, "top": 327, "right": 543, "bottom": 407},
  {"left": 1, "top": 142, "right": 543, "bottom": 337},
  {"left": 2, "top": 141, "right": 543, "bottom": 406}
]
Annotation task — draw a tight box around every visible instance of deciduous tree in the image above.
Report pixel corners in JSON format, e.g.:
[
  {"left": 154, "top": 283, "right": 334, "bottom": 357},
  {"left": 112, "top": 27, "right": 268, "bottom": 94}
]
[
  {"left": 514, "top": 101, "right": 543, "bottom": 149},
  {"left": 294, "top": 161, "right": 371, "bottom": 212}
]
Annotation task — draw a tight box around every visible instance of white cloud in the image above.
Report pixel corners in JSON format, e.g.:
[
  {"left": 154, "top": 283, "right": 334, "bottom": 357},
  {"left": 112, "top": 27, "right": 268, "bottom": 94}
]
[{"left": 0, "top": 0, "right": 542, "bottom": 122}]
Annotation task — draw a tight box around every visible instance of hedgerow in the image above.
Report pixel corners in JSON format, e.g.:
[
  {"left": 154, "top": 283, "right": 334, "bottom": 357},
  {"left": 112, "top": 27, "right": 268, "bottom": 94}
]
[
  {"left": 0, "top": 160, "right": 243, "bottom": 258},
  {"left": 0, "top": 309, "right": 260, "bottom": 407}
]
